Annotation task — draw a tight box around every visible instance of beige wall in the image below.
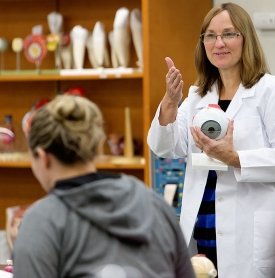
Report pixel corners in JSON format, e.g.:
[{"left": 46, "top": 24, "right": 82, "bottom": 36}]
[{"left": 214, "top": 0, "right": 275, "bottom": 74}]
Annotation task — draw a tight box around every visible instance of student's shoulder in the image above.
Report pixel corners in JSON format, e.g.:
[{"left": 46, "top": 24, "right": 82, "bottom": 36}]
[{"left": 24, "top": 194, "right": 67, "bottom": 223}]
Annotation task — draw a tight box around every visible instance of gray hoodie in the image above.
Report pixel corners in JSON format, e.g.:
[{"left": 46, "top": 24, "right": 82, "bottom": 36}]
[{"left": 13, "top": 173, "right": 195, "bottom": 278}]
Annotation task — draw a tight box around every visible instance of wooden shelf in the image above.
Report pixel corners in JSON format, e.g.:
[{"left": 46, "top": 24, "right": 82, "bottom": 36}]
[
  {"left": 0, "top": 68, "right": 143, "bottom": 82},
  {"left": 0, "top": 153, "right": 145, "bottom": 169}
]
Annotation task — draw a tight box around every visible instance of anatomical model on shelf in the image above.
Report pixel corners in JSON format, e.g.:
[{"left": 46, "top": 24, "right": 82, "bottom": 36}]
[
  {"left": 0, "top": 37, "right": 8, "bottom": 71},
  {"left": 23, "top": 25, "right": 47, "bottom": 72},
  {"left": 130, "top": 8, "right": 143, "bottom": 68},
  {"left": 11, "top": 37, "right": 23, "bottom": 71},
  {"left": 108, "top": 30, "right": 118, "bottom": 68},
  {"left": 70, "top": 25, "right": 89, "bottom": 69},
  {"left": 46, "top": 33, "right": 59, "bottom": 62},
  {"left": 86, "top": 21, "right": 110, "bottom": 68},
  {"left": 47, "top": 11, "right": 63, "bottom": 69},
  {"left": 47, "top": 11, "right": 63, "bottom": 35},
  {"left": 60, "top": 33, "right": 72, "bottom": 69},
  {"left": 111, "top": 7, "right": 131, "bottom": 68}
]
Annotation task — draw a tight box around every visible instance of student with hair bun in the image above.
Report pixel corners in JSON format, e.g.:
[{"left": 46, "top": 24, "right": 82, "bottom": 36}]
[{"left": 12, "top": 94, "right": 195, "bottom": 278}]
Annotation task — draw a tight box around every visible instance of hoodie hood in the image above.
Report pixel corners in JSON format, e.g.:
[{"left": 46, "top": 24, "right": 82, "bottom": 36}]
[{"left": 53, "top": 174, "right": 154, "bottom": 244}]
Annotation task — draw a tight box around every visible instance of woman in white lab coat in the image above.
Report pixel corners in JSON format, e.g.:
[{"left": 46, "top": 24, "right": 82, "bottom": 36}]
[{"left": 147, "top": 2, "right": 275, "bottom": 278}]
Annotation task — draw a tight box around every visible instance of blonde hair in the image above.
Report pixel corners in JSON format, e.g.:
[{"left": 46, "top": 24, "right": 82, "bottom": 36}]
[
  {"left": 194, "top": 2, "right": 269, "bottom": 97},
  {"left": 28, "top": 95, "right": 106, "bottom": 164}
]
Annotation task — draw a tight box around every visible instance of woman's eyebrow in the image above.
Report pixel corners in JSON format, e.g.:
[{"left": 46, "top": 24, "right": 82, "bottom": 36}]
[{"left": 205, "top": 27, "right": 236, "bottom": 33}]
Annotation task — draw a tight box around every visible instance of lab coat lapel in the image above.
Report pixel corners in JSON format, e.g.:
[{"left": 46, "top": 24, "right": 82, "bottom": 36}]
[
  {"left": 225, "top": 83, "right": 256, "bottom": 119},
  {"left": 193, "top": 83, "right": 256, "bottom": 118}
]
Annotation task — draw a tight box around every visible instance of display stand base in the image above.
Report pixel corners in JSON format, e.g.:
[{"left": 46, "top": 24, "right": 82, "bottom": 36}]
[{"left": 191, "top": 153, "right": 228, "bottom": 171}]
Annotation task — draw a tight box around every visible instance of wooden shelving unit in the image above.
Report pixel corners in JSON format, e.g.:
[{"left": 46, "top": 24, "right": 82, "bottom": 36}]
[
  {"left": 0, "top": 69, "right": 143, "bottom": 81},
  {"left": 0, "top": 0, "right": 212, "bottom": 229},
  {"left": 0, "top": 153, "right": 145, "bottom": 169}
]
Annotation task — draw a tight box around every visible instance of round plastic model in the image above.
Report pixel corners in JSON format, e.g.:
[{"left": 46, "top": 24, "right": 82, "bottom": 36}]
[{"left": 192, "top": 104, "right": 229, "bottom": 140}]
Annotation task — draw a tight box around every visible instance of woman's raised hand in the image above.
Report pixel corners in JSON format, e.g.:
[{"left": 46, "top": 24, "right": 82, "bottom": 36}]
[{"left": 164, "top": 57, "right": 184, "bottom": 105}]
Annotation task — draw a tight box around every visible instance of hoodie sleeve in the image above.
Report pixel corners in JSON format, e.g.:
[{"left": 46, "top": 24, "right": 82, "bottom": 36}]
[
  {"left": 174, "top": 223, "right": 196, "bottom": 278},
  {"left": 155, "top": 194, "right": 196, "bottom": 278}
]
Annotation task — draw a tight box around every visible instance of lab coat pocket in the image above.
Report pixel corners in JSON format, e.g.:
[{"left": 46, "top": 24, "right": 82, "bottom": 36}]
[
  {"left": 254, "top": 211, "right": 275, "bottom": 268},
  {"left": 233, "top": 116, "right": 264, "bottom": 149}
]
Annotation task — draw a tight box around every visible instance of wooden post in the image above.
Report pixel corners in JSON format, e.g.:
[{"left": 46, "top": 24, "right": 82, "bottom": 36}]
[{"left": 124, "top": 106, "right": 134, "bottom": 158}]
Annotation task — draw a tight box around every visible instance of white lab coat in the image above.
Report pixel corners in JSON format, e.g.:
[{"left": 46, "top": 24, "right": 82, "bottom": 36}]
[{"left": 147, "top": 74, "right": 275, "bottom": 278}]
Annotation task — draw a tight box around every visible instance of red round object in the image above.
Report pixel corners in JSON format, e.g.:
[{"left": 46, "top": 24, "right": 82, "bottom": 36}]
[
  {"left": 4, "top": 265, "right": 13, "bottom": 273},
  {"left": 64, "top": 87, "right": 86, "bottom": 97},
  {"left": 0, "top": 127, "right": 15, "bottom": 144},
  {"left": 34, "top": 98, "right": 51, "bottom": 110},
  {"left": 23, "top": 34, "right": 47, "bottom": 64},
  {"left": 208, "top": 104, "right": 221, "bottom": 109}
]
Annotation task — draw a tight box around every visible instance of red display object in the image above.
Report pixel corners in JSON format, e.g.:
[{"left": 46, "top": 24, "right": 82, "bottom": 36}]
[
  {"left": 23, "top": 34, "right": 47, "bottom": 66},
  {"left": 64, "top": 86, "right": 86, "bottom": 97},
  {"left": 60, "top": 33, "right": 70, "bottom": 47}
]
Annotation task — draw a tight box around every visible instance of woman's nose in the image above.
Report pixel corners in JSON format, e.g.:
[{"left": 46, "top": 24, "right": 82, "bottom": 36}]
[{"left": 214, "top": 35, "right": 226, "bottom": 47}]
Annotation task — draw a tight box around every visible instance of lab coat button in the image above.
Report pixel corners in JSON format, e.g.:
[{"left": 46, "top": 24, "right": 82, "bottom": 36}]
[
  {"left": 217, "top": 197, "right": 223, "bottom": 202},
  {"left": 217, "top": 230, "right": 223, "bottom": 236}
]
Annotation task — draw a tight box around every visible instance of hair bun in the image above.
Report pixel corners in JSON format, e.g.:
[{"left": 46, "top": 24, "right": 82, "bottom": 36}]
[{"left": 49, "top": 95, "right": 86, "bottom": 123}]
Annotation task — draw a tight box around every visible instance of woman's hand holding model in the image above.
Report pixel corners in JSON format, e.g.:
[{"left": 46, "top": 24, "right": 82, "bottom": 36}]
[{"left": 190, "top": 120, "right": 240, "bottom": 167}]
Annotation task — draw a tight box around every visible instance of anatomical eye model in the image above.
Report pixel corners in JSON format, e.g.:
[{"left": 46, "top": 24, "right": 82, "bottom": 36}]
[
  {"left": 191, "top": 104, "right": 229, "bottom": 171},
  {"left": 192, "top": 104, "right": 229, "bottom": 140}
]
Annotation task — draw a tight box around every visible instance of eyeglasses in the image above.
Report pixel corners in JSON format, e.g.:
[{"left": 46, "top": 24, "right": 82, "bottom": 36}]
[{"left": 200, "top": 32, "right": 241, "bottom": 44}]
